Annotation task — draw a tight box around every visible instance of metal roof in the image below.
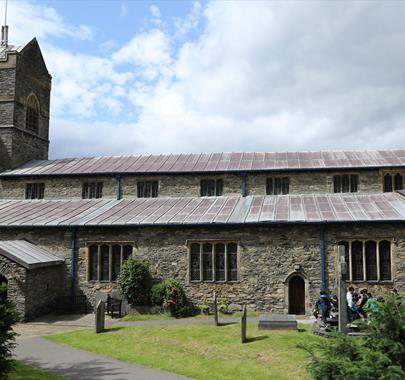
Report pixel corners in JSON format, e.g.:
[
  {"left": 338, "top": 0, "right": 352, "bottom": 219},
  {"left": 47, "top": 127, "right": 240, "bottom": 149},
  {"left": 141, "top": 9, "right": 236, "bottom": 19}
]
[
  {"left": 0, "top": 193, "right": 404, "bottom": 227},
  {"left": 0, "top": 240, "right": 64, "bottom": 269},
  {"left": 2, "top": 149, "right": 405, "bottom": 177}
]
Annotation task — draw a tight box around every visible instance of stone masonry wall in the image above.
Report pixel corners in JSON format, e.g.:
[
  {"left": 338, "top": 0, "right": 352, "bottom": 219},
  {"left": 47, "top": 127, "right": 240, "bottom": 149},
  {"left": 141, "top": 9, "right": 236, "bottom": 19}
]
[
  {"left": 1, "top": 222, "right": 402, "bottom": 317},
  {"left": 0, "top": 169, "right": 385, "bottom": 199},
  {"left": 25, "top": 265, "right": 64, "bottom": 320},
  {"left": 249, "top": 170, "right": 382, "bottom": 194},
  {"left": 0, "top": 254, "right": 26, "bottom": 319},
  {"left": 0, "top": 176, "right": 117, "bottom": 200}
]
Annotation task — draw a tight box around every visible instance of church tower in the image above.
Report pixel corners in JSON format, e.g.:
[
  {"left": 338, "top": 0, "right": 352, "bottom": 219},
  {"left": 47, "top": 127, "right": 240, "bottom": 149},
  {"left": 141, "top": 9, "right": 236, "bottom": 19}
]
[{"left": 0, "top": 33, "right": 52, "bottom": 170}]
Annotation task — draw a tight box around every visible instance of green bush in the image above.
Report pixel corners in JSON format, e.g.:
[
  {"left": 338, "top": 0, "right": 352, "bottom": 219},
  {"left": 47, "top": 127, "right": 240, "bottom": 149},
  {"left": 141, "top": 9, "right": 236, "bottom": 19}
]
[
  {"left": 0, "top": 283, "right": 19, "bottom": 380},
  {"left": 150, "top": 279, "right": 189, "bottom": 318},
  {"left": 117, "top": 258, "right": 152, "bottom": 305},
  {"left": 303, "top": 293, "right": 405, "bottom": 380}
]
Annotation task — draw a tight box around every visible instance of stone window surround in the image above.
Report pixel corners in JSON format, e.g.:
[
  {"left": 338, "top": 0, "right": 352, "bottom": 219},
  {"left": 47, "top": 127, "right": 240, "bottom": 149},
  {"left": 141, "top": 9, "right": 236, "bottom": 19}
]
[
  {"left": 137, "top": 180, "right": 159, "bottom": 198},
  {"left": 332, "top": 173, "right": 359, "bottom": 193},
  {"left": 338, "top": 239, "right": 393, "bottom": 283},
  {"left": 86, "top": 242, "right": 134, "bottom": 283},
  {"left": 25, "top": 181, "right": 45, "bottom": 199},
  {"left": 187, "top": 239, "right": 240, "bottom": 283},
  {"left": 266, "top": 176, "right": 289, "bottom": 195},
  {"left": 382, "top": 170, "right": 404, "bottom": 192},
  {"left": 82, "top": 181, "right": 103, "bottom": 199},
  {"left": 200, "top": 178, "right": 224, "bottom": 197},
  {"left": 25, "top": 93, "right": 40, "bottom": 133}
]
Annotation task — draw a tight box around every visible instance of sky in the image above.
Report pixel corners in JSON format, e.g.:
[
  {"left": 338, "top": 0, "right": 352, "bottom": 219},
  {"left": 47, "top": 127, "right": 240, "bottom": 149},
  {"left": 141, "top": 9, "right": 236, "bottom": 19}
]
[{"left": 3, "top": 0, "right": 405, "bottom": 159}]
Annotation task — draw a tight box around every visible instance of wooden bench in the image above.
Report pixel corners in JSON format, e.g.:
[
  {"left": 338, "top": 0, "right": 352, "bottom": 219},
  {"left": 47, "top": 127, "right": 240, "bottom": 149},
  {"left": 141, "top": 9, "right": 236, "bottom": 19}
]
[
  {"left": 56, "top": 295, "right": 88, "bottom": 314},
  {"left": 106, "top": 294, "right": 122, "bottom": 318}
]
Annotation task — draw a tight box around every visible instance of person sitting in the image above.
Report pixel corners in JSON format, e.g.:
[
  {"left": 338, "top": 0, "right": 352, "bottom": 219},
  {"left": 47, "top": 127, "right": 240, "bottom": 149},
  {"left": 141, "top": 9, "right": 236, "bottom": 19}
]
[{"left": 315, "top": 290, "right": 331, "bottom": 324}]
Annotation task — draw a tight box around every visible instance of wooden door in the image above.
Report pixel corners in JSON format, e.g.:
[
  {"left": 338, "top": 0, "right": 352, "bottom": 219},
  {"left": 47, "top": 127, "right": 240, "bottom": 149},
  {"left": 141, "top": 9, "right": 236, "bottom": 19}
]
[{"left": 288, "top": 275, "right": 305, "bottom": 315}]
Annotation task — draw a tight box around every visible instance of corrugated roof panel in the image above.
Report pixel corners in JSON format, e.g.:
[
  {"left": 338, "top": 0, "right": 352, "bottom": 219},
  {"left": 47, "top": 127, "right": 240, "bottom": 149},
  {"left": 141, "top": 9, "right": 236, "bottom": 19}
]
[
  {"left": 0, "top": 193, "right": 405, "bottom": 226},
  {"left": 3, "top": 149, "right": 405, "bottom": 176},
  {"left": 0, "top": 240, "right": 63, "bottom": 269}
]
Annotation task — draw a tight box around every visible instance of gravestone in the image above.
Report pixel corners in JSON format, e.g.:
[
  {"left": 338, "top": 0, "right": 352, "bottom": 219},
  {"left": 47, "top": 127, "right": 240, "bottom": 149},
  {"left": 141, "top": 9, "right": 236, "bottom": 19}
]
[
  {"left": 258, "top": 314, "right": 297, "bottom": 330},
  {"left": 337, "top": 245, "right": 348, "bottom": 334},
  {"left": 213, "top": 291, "right": 219, "bottom": 326},
  {"left": 95, "top": 300, "right": 105, "bottom": 333},
  {"left": 241, "top": 305, "right": 247, "bottom": 343}
]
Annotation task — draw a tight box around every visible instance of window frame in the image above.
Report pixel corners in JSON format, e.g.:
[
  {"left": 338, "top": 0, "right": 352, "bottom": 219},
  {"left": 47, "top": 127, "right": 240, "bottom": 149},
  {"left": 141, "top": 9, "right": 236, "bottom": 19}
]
[
  {"left": 200, "top": 179, "right": 224, "bottom": 197},
  {"left": 337, "top": 239, "right": 393, "bottom": 282},
  {"left": 266, "top": 176, "right": 289, "bottom": 195},
  {"left": 25, "top": 182, "right": 45, "bottom": 199},
  {"left": 82, "top": 182, "right": 103, "bottom": 199},
  {"left": 187, "top": 240, "right": 240, "bottom": 283},
  {"left": 382, "top": 171, "right": 404, "bottom": 192},
  {"left": 137, "top": 180, "right": 159, "bottom": 198},
  {"left": 86, "top": 242, "right": 134, "bottom": 282},
  {"left": 333, "top": 173, "right": 359, "bottom": 193}
]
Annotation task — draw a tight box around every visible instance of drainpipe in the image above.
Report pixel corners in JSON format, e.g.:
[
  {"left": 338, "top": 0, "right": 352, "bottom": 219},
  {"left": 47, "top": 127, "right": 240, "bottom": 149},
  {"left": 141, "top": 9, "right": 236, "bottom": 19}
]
[
  {"left": 70, "top": 229, "right": 77, "bottom": 298},
  {"left": 241, "top": 172, "right": 247, "bottom": 197},
  {"left": 115, "top": 174, "right": 122, "bottom": 200},
  {"left": 320, "top": 224, "right": 326, "bottom": 291}
]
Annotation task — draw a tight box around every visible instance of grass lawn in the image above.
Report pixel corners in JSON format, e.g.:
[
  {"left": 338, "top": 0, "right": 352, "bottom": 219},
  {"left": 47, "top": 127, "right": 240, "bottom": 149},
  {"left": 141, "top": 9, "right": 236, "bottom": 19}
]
[
  {"left": 9, "top": 361, "right": 66, "bottom": 380},
  {"left": 120, "top": 310, "right": 263, "bottom": 321},
  {"left": 47, "top": 323, "right": 320, "bottom": 380}
]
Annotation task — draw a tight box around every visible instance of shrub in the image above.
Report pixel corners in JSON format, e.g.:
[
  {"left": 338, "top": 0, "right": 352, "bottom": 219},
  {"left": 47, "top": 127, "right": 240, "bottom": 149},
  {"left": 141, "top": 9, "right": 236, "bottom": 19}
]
[
  {"left": 0, "top": 283, "right": 19, "bottom": 380},
  {"left": 150, "top": 279, "right": 189, "bottom": 318},
  {"left": 303, "top": 293, "right": 405, "bottom": 380},
  {"left": 117, "top": 258, "right": 152, "bottom": 305}
]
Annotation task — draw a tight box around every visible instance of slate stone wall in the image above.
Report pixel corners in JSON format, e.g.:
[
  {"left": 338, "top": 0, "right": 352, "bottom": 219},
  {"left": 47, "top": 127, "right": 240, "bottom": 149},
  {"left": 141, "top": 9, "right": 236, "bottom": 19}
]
[
  {"left": 249, "top": 170, "right": 382, "bottom": 194},
  {"left": 1, "top": 223, "right": 402, "bottom": 316},
  {"left": 0, "top": 169, "right": 385, "bottom": 199}
]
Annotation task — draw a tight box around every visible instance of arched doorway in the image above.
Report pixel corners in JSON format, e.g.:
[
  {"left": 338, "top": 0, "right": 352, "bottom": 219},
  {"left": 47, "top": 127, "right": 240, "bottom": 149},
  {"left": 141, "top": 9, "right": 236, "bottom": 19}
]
[
  {"left": 288, "top": 275, "right": 305, "bottom": 314},
  {"left": 0, "top": 274, "right": 7, "bottom": 301}
]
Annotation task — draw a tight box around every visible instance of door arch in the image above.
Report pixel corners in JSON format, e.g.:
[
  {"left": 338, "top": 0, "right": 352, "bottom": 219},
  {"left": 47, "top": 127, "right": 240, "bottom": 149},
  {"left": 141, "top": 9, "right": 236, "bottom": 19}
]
[
  {"left": 288, "top": 275, "right": 305, "bottom": 315},
  {"left": 0, "top": 274, "right": 7, "bottom": 301}
]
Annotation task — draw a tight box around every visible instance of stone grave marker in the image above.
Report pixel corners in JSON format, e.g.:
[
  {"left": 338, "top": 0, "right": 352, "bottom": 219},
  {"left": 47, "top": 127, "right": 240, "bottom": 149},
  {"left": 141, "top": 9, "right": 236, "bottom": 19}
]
[
  {"left": 95, "top": 300, "right": 105, "bottom": 334},
  {"left": 241, "top": 305, "right": 247, "bottom": 343},
  {"left": 337, "top": 245, "right": 348, "bottom": 334},
  {"left": 213, "top": 291, "right": 219, "bottom": 326},
  {"left": 258, "top": 314, "right": 297, "bottom": 330}
]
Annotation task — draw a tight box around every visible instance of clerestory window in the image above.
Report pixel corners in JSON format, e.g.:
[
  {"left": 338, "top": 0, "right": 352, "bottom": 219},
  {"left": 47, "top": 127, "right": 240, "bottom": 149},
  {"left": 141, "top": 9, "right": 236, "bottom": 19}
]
[
  {"left": 266, "top": 177, "right": 289, "bottom": 195},
  {"left": 383, "top": 173, "right": 403, "bottom": 192},
  {"left": 200, "top": 179, "right": 223, "bottom": 196},
  {"left": 137, "top": 181, "right": 159, "bottom": 198},
  {"left": 82, "top": 182, "right": 103, "bottom": 199},
  {"left": 25, "top": 183, "right": 45, "bottom": 199},
  {"left": 333, "top": 174, "right": 358, "bottom": 193}
]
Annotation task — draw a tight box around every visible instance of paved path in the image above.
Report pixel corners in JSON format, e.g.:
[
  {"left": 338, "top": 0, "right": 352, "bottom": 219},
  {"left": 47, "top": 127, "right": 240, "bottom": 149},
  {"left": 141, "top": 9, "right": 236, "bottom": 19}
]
[{"left": 15, "top": 337, "right": 190, "bottom": 380}]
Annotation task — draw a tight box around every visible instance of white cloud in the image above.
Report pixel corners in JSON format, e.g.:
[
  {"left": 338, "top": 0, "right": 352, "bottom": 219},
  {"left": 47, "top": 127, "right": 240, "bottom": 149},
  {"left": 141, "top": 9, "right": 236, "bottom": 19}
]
[{"left": 6, "top": 1, "right": 405, "bottom": 158}]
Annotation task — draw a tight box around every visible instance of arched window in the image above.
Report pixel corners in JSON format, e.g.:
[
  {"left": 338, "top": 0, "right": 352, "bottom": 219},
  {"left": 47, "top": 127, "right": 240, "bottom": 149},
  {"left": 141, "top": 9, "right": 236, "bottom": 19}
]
[
  {"left": 384, "top": 174, "right": 393, "bottom": 192},
  {"left": 26, "top": 94, "right": 40, "bottom": 132},
  {"left": 394, "top": 174, "right": 403, "bottom": 191},
  {"left": 379, "top": 240, "right": 391, "bottom": 281},
  {"left": 351, "top": 241, "right": 363, "bottom": 281}
]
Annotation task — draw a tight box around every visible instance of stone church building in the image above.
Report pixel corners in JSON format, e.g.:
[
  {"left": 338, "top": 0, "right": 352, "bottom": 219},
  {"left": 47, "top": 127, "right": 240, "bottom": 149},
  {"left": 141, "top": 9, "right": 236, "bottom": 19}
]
[{"left": 0, "top": 37, "right": 404, "bottom": 320}]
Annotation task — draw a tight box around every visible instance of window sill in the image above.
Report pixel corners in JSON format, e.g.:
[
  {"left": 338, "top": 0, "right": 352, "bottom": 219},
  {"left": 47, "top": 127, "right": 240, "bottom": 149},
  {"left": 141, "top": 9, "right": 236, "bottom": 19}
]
[{"left": 350, "top": 280, "right": 393, "bottom": 284}]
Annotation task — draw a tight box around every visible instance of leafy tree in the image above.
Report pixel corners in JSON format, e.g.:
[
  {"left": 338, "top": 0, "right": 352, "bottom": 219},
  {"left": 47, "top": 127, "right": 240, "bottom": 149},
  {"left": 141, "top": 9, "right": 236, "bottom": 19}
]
[
  {"left": 117, "top": 258, "right": 152, "bottom": 305},
  {"left": 0, "top": 283, "right": 19, "bottom": 380},
  {"left": 303, "top": 293, "right": 405, "bottom": 380}
]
